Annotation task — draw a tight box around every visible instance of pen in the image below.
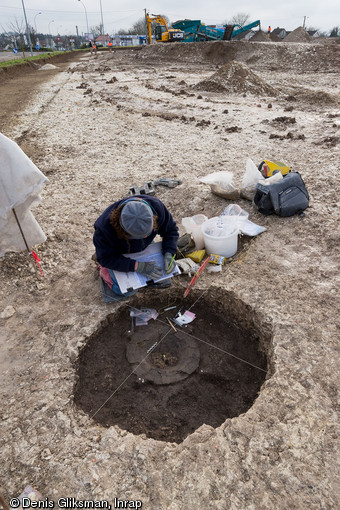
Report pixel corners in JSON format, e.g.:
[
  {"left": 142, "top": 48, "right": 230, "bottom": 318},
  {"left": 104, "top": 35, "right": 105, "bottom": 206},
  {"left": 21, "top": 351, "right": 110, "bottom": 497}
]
[{"left": 166, "top": 253, "right": 176, "bottom": 274}]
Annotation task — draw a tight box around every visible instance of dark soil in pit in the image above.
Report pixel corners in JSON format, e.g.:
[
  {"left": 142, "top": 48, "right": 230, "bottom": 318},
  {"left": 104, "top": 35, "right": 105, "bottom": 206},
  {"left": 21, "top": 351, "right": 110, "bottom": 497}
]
[{"left": 74, "top": 290, "right": 271, "bottom": 443}]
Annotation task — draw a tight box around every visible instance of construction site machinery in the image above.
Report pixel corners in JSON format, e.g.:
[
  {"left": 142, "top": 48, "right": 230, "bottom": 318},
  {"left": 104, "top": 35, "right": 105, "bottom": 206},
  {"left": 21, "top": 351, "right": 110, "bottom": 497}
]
[
  {"left": 145, "top": 13, "right": 184, "bottom": 44},
  {"left": 171, "top": 19, "right": 261, "bottom": 42}
]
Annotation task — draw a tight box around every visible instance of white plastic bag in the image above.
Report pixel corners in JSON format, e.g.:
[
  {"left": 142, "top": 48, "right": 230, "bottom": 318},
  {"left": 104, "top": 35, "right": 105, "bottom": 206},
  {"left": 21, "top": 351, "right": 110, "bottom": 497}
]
[
  {"left": 261, "top": 171, "right": 283, "bottom": 185},
  {"left": 0, "top": 133, "right": 48, "bottom": 257},
  {"left": 222, "top": 204, "right": 249, "bottom": 222},
  {"left": 200, "top": 171, "right": 239, "bottom": 200},
  {"left": 219, "top": 204, "right": 249, "bottom": 231},
  {"left": 240, "top": 159, "right": 263, "bottom": 201},
  {"left": 181, "top": 214, "right": 208, "bottom": 250},
  {"left": 220, "top": 204, "right": 266, "bottom": 237}
]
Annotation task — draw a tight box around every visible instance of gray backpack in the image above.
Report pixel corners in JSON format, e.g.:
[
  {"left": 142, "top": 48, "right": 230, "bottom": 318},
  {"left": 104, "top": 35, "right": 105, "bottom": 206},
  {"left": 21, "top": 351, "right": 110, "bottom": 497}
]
[{"left": 254, "top": 172, "right": 309, "bottom": 217}]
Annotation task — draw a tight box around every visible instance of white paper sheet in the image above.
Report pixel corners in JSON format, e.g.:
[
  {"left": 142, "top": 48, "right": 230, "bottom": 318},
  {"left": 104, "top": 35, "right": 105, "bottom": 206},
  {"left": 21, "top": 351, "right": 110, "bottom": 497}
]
[{"left": 113, "top": 242, "right": 180, "bottom": 293}]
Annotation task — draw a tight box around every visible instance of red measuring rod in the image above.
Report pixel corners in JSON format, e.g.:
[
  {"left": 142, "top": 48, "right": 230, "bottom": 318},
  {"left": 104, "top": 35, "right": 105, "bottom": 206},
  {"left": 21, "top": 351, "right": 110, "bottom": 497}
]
[{"left": 183, "top": 257, "right": 210, "bottom": 298}]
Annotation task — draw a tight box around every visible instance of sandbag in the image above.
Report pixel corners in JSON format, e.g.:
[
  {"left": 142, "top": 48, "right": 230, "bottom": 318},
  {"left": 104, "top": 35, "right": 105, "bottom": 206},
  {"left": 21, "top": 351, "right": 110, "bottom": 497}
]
[{"left": 200, "top": 171, "right": 239, "bottom": 200}]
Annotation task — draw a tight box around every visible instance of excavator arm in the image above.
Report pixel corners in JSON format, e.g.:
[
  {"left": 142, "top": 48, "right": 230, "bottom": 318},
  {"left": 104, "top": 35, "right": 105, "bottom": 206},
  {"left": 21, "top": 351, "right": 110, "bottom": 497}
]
[
  {"left": 146, "top": 13, "right": 169, "bottom": 44},
  {"left": 145, "top": 12, "right": 183, "bottom": 44}
]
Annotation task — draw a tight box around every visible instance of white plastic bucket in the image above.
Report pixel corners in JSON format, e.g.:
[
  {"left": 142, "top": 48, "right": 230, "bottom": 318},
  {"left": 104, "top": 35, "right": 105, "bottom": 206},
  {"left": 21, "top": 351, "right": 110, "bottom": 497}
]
[
  {"left": 181, "top": 214, "right": 208, "bottom": 250},
  {"left": 202, "top": 217, "right": 238, "bottom": 258}
]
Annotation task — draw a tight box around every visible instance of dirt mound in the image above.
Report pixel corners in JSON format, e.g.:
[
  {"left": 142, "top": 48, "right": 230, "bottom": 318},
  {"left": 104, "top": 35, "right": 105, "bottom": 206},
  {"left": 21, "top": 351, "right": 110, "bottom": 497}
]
[
  {"left": 296, "top": 88, "right": 338, "bottom": 105},
  {"left": 136, "top": 39, "right": 339, "bottom": 72},
  {"left": 270, "top": 33, "right": 281, "bottom": 42},
  {"left": 285, "top": 27, "right": 312, "bottom": 42},
  {"left": 195, "top": 61, "right": 277, "bottom": 96},
  {"left": 137, "top": 41, "right": 207, "bottom": 63},
  {"left": 202, "top": 41, "right": 237, "bottom": 63},
  {"left": 251, "top": 30, "right": 270, "bottom": 42},
  {"left": 38, "top": 63, "right": 59, "bottom": 70}
]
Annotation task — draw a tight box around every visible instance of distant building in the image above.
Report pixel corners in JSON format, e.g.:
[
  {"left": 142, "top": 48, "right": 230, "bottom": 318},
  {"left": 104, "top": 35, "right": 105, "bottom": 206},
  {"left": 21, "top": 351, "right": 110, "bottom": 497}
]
[
  {"left": 272, "top": 27, "right": 287, "bottom": 39},
  {"left": 118, "top": 35, "right": 141, "bottom": 46},
  {"left": 91, "top": 34, "right": 154, "bottom": 47},
  {"left": 95, "top": 34, "right": 111, "bottom": 46},
  {"left": 308, "top": 30, "right": 319, "bottom": 38}
]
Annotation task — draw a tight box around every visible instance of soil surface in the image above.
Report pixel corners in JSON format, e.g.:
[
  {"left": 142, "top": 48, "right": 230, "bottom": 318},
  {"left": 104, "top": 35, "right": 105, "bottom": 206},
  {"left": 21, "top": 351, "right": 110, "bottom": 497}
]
[
  {"left": 74, "top": 294, "right": 267, "bottom": 443},
  {"left": 0, "top": 53, "right": 81, "bottom": 142},
  {"left": 0, "top": 41, "right": 339, "bottom": 509}
]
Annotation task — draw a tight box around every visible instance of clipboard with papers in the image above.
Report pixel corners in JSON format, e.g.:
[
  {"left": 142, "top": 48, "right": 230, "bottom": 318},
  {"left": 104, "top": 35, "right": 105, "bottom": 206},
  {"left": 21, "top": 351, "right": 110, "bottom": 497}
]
[{"left": 112, "top": 242, "right": 180, "bottom": 294}]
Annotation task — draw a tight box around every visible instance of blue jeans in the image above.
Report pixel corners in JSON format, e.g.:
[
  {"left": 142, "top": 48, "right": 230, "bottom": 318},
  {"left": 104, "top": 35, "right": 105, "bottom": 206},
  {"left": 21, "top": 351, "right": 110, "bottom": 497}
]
[{"left": 100, "top": 271, "right": 137, "bottom": 303}]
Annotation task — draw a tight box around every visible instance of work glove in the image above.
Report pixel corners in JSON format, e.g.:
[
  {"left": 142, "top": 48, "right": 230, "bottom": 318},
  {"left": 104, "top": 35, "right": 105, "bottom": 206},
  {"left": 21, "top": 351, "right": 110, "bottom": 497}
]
[
  {"left": 164, "top": 252, "right": 177, "bottom": 274},
  {"left": 136, "top": 261, "right": 163, "bottom": 280},
  {"left": 176, "top": 257, "right": 199, "bottom": 276}
]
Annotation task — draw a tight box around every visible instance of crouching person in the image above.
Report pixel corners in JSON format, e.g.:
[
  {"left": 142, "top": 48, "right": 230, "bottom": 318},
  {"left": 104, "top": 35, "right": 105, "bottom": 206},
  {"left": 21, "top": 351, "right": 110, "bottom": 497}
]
[{"left": 93, "top": 196, "right": 179, "bottom": 302}]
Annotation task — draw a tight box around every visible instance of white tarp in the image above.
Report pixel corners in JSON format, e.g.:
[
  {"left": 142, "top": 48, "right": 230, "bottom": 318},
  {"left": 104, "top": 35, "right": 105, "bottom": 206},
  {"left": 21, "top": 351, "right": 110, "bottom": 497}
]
[{"left": 0, "top": 133, "right": 48, "bottom": 257}]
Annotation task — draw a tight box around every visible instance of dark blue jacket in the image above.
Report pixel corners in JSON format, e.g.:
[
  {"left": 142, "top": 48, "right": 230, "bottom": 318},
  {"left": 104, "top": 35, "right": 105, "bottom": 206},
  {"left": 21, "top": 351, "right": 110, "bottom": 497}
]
[{"left": 93, "top": 196, "right": 179, "bottom": 272}]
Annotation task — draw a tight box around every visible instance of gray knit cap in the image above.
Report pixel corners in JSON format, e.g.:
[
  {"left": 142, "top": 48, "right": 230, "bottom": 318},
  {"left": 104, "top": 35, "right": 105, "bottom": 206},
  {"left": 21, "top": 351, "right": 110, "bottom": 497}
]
[{"left": 120, "top": 200, "right": 154, "bottom": 238}]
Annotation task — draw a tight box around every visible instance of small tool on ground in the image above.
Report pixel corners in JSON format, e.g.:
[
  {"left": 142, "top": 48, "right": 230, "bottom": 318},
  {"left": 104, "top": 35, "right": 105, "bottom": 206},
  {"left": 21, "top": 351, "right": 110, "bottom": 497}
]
[
  {"left": 154, "top": 178, "right": 182, "bottom": 188},
  {"left": 183, "top": 257, "right": 210, "bottom": 298}
]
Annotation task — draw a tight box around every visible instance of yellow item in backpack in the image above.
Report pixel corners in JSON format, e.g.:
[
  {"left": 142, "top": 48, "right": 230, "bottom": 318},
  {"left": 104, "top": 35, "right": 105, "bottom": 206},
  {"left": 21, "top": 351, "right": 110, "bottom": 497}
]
[{"left": 259, "top": 159, "right": 291, "bottom": 178}]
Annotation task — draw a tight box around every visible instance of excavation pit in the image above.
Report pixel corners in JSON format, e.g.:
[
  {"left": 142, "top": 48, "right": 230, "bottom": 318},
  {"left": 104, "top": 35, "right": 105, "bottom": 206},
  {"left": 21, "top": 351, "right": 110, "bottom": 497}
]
[
  {"left": 74, "top": 289, "right": 273, "bottom": 443},
  {"left": 127, "top": 331, "right": 200, "bottom": 385}
]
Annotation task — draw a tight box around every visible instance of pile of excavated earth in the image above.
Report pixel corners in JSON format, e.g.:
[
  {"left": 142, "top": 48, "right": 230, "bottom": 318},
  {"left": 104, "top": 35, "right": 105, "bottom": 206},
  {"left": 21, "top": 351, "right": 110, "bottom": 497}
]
[
  {"left": 134, "top": 37, "right": 340, "bottom": 72},
  {"left": 195, "top": 61, "right": 277, "bottom": 95},
  {"left": 284, "top": 26, "right": 312, "bottom": 42},
  {"left": 250, "top": 30, "right": 270, "bottom": 42}
]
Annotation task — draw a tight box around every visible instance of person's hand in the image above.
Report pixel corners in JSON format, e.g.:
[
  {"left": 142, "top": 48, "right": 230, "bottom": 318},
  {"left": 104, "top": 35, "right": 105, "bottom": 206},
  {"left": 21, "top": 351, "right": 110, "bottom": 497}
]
[
  {"left": 164, "top": 252, "right": 176, "bottom": 274},
  {"left": 136, "top": 261, "right": 163, "bottom": 280}
]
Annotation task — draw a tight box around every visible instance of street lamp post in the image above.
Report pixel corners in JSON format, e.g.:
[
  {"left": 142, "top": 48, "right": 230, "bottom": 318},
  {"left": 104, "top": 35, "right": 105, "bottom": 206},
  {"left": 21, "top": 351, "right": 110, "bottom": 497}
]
[
  {"left": 99, "top": 0, "right": 105, "bottom": 46},
  {"left": 21, "top": 0, "right": 33, "bottom": 56},
  {"left": 48, "top": 20, "right": 55, "bottom": 49},
  {"left": 34, "top": 11, "right": 42, "bottom": 33},
  {"left": 78, "top": 0, "right": 89, "bottom": 36},
  {"left": 34, "top": 11, "right": 42, "bottom": 51}
]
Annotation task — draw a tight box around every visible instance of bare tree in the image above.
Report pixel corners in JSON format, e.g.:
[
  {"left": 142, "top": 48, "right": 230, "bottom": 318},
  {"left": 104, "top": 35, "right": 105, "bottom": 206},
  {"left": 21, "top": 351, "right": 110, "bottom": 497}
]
[
  {"left": 128, "top": 17, "right": 146, "bottom": 35},
  {"left": 126, "top": 14, "right": 170, "bottom": 35},
  {"left": 230, "top": 13, "right": 251, "bottom": 28},
  {"left": 90, "top": 24, "right": 103, "bottom": 39},
  {"left": 6, "top": 19, "right": 25, "bottom": 50},
  {"left": 306, "top": 26, "right": 328, "bottom": 37}
]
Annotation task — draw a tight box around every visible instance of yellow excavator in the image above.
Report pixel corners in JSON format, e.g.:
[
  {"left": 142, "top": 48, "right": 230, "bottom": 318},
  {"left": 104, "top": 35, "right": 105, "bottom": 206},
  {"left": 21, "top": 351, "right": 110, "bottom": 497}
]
[{"left": 145, "top": 13, "right": 184, "bottom": 44}]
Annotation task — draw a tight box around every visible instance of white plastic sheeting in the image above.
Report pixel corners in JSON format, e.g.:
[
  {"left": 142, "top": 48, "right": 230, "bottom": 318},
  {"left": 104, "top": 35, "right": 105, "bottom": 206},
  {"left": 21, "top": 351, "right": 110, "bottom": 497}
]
[{"left": 0, "top": 133, "right": 48, "bottom": 257}]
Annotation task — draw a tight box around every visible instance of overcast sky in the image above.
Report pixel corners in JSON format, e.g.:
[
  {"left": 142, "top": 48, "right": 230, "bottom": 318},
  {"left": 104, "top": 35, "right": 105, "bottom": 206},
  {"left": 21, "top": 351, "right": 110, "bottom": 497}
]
[{"left": 1, "top": 0, "right": 339, "bottom": 35}]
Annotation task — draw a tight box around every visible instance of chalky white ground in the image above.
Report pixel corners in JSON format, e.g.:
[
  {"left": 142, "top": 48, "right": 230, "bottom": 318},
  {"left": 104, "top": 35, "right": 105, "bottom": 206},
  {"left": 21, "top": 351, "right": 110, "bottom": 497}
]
[{"left": 0, "top": 40, "right": 339, "bottom": 508}]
